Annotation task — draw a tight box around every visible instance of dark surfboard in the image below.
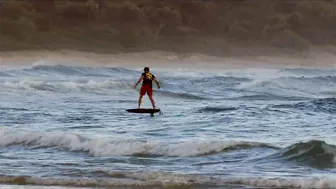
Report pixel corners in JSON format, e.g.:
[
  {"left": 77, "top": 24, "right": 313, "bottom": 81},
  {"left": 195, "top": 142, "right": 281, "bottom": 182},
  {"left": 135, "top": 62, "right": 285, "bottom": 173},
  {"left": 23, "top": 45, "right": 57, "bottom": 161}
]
[
  {"left": 126, "top": 108, "right": 160, "bottom": 114},
  {"left": 126, "top": 108, "right": 161, "bottom": 117}
]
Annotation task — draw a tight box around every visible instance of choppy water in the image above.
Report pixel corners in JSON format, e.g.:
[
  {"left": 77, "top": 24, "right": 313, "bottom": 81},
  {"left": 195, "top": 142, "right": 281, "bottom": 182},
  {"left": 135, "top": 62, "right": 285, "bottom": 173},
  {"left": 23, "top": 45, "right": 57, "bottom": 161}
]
[{"left": 0, "top": 62, "right": 336, "bottom": 189}]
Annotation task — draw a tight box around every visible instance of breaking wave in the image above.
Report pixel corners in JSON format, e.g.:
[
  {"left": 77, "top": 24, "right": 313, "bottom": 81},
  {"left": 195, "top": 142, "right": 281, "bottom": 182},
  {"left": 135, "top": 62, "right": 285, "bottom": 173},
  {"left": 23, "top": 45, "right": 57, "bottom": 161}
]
[
  {"left": 0, "top": 79, "right": 133, "bottom": 93},
  {"left": 22, "top": 65, "right": 137, "bottom": 77},
  {"left": 1, "top": 131, "right": 335, "bottom": 165},
  {"left": 270, "top": 140, "right": 336, "bottom": 168},
  {"left": 278, "top": 68, "right": 336, "bottom": 77},
  {"left": 190, "top": 76, "right": 251, "bottom": 87},
  {"left": 0, "top": 131, "right": 273, "bottom": 157}
]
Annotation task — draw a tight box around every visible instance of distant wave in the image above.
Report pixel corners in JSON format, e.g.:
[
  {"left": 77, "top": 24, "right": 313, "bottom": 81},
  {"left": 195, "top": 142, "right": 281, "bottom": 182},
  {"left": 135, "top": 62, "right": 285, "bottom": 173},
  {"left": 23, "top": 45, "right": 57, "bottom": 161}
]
[
  {"left": 1, "top": 79, "right": 134, "bottom": 93},
  {"left": 0, "top": 107, "right": 30, "bottom": 111},
  {"left": 237, "top": 74, "right": 335, "bottom": 98},
  {"left": 288, "top": 75, "right": 336, "bottom": 82},
  {"left": 231, "top": 94, "right": 309, "bottom": 101},
  {"left": 27, "top": 65, "right": 85, "bottom": 75},
  {"left": 2, "top": 65, "right": 335, "bottom": 100},
  {"left": 155, "top": 90, "right": 208, "bottom": 100},
  {"left": 272, "top": 98, "right": 336, "bottom": 113},
  {"left": 0, "top": 71, "right": 13, "bottom": 77},
  {"left": 0, "top": 78, "right": 212, "bottom": 100},
  {"left": 276, "top": 76, "right": 336, "bottom": 88},
  {"left": 196, "top": 106, "right": 237, "bottom": 113},
  {"left": 278, "top": 68, "right": 336, "bottom": 76},
  {"left": 272, "top": 76, "right": 336, "bottom": 91},
  {"left": 191, "top": 76, "right": 251, "bottom": 87},
  {"left": 6, "top": 65, "right": 137, "bottom": 77},
  {"left": 0, "top": 172, "right": 335, "bottom": 189},
  {"left": 0, "top": 131, "right": 274, "bottom": 157}
]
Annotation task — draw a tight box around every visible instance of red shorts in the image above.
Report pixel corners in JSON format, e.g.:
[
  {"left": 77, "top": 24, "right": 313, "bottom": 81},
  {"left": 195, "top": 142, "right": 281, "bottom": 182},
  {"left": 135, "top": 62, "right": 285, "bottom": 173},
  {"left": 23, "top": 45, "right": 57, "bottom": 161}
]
[{"left": 140, "top": 84, "right": 153, "bottom": 96}]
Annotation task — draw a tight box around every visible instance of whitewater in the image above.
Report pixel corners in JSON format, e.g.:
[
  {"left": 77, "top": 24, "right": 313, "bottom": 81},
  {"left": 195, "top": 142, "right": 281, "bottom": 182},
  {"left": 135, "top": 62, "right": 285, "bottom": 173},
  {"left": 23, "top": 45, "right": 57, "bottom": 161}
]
[{"left": 0, "top": 57, "right": 336, "bottom": 189}]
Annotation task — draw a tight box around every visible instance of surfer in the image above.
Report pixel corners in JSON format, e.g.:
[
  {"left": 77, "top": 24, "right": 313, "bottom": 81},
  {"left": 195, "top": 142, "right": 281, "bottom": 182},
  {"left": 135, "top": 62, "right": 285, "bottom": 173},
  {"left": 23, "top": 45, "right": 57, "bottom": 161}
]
[{"left": 134, "top": 67, "right": 160, "bottom": 109}]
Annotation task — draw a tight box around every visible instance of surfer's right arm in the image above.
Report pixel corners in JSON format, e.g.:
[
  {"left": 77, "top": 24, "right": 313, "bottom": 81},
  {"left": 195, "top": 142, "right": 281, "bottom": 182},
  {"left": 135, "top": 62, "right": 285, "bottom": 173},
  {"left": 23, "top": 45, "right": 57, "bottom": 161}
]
[{"left": 134, "top": 75, "right": 144, "bottom": 88}]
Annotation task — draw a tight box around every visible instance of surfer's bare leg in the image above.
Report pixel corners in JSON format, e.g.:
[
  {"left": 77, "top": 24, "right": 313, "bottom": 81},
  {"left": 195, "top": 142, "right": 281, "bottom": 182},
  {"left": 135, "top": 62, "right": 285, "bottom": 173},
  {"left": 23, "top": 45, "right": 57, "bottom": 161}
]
[
  {"left": 138, "top": 95, "right": 144, "bottom": 109},
  {"left": 148, "top": 95, "right": 156, "bottom": 109}
]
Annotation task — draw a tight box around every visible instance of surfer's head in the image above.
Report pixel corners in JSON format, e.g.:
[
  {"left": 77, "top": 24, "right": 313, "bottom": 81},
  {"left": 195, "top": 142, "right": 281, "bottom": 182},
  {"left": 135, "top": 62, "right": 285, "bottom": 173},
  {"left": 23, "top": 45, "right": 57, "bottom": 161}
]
[{"left": 144, "top": 67, "right": 149, "bottom": 72}]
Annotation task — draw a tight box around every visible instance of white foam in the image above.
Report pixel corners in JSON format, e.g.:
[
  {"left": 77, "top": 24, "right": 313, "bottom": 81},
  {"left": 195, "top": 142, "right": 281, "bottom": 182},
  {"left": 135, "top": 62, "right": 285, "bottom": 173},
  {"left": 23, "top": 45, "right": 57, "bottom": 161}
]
[
  {"left": 1, "top": 79, "right": 132, "bottom": 92},
  {"left": 2, "top": 80, "right": 45, "bottom": 91},
  {"left": 110, "top": 171, "right": 336, "bottom": 188},
  {"left": 0, "top": 176, "right": 157, "bottom": 187},
  {"left": 222, "top": 177, "right": 336, "bottom": 189},
  {"left": 0, "top": 173, "right": 335, "bottom": 188},
  {"left": 0, "top": 185, "right": 91, "bottom": 189},
  {"left": 31, "top": 59, "right": 51, "bottom": 67},
  {"left": 0, "top": 131, "right": 262, "bottom": 157}
]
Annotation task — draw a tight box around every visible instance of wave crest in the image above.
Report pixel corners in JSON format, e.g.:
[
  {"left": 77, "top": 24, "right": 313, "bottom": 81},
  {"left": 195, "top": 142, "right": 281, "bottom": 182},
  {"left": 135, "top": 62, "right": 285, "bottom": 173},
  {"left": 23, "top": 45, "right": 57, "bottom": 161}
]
[
  {"left": 1, "top": 79, "right": 133, "bottom": 93},
  {"left": 0, "top": 131, "right": 272, "bottom": 157},
  {"left": 271, "top": 140, "right": 336, "bottom": 168}
]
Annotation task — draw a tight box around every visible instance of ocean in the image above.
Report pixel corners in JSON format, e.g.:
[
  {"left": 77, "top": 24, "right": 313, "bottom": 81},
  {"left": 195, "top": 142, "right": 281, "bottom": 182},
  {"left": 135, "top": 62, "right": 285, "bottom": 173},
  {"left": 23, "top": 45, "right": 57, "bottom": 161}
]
[{"left": 0, "top": 60, "right": 335, "bottom": 189}]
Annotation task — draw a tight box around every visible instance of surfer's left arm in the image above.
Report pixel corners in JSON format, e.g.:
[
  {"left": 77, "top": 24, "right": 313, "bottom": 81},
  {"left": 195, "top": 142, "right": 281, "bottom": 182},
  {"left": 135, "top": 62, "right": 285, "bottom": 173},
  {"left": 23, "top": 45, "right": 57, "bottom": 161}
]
[
  {"left": 153, "top": 78, "right": 160, "bottom": 89},
  {"left": 134, "top": 75, "right": 144, "bottom": 88}
]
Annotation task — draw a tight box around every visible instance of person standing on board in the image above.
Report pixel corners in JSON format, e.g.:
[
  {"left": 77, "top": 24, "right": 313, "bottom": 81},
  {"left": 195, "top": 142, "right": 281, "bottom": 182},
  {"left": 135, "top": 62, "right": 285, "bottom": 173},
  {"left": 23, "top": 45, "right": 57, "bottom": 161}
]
[{"left": 134, "top": 67, "right": 160, "bottom": 109}]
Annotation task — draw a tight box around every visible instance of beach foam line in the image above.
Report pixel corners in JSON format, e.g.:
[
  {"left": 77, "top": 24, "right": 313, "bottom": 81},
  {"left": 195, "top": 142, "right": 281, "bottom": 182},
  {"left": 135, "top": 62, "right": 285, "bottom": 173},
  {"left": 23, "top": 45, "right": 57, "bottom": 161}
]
[
  {"left": 0, "top": 184, "right": 94, "bottom": 189},
  {"left": 0, "top": 173, "right": 335, "bottom": 189}
]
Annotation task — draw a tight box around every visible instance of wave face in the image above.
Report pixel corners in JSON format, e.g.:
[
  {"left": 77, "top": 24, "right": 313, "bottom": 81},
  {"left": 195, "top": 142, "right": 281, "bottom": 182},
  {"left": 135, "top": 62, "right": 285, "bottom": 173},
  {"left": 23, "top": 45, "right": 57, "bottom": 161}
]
[
  {"left": 269, "top": 140, "right": 336, "bottom": 168},
  {"left": 1, "top": 65, "right": 336, "bottom": 189},
  {"left": 272, "top": 98, "right": 336, "bottom": 113}
]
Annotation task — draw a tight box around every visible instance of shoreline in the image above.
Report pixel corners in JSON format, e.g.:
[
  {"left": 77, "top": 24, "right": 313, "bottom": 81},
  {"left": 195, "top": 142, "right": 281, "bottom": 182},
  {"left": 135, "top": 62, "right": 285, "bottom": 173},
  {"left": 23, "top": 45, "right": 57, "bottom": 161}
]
[{"left": 1, "top": 48, "right": 336, "bottom": 70}]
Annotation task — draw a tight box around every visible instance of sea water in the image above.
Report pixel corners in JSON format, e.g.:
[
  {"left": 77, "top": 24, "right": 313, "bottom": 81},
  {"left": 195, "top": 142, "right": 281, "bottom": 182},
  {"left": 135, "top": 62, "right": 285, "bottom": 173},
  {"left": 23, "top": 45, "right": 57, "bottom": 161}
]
[{"left": 0, "top": 62, "right": 335, "bottom": 189}]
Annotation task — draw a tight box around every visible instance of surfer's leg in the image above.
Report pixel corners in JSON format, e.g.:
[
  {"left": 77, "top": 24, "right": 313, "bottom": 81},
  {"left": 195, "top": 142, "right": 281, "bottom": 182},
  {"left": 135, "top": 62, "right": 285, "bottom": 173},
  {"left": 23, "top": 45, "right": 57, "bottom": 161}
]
[
  {"left": 148, "top": 95, "right": 156, "bottom": 109},
  {"left": 138, "top": 95, "right": 143, "bottom": 109},
  {"left": 147, "top": 87, "right": 155, "bottom": 108},
  {"left": 139, "top": 85, "right": 147, "bottom": 109}
]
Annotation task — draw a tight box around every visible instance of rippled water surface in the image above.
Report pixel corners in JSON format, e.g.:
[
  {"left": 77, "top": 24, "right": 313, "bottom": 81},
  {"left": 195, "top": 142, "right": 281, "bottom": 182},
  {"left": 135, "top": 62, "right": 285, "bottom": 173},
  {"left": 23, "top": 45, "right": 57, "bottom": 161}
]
[{"left": 0, "top": 63, "right": 336, "bottom": 189}]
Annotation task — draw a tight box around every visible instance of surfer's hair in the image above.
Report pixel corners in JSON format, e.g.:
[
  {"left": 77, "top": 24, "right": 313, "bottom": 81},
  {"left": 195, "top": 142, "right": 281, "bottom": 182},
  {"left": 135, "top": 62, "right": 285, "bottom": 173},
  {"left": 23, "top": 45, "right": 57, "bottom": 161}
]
[{"left": 144, "top": 67, "right": 149, "bottom": 71}]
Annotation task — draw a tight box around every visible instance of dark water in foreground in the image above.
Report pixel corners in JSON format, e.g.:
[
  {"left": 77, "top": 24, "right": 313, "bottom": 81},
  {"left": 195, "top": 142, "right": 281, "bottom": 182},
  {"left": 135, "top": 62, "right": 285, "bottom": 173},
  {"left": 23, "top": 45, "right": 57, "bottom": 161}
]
[{"left": 0, "top": 63, "right": 335, "bottom": 189}]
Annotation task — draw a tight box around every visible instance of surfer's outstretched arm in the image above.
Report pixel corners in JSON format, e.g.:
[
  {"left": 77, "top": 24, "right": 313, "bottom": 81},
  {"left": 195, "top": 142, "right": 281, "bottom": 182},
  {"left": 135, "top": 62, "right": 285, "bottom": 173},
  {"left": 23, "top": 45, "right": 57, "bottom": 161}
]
[
  {"left": 134, "top": 75, "right": 144, "bottom": 88},
  {"left": 153, "top": 78, "right": 160, "bottom": 89}
]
